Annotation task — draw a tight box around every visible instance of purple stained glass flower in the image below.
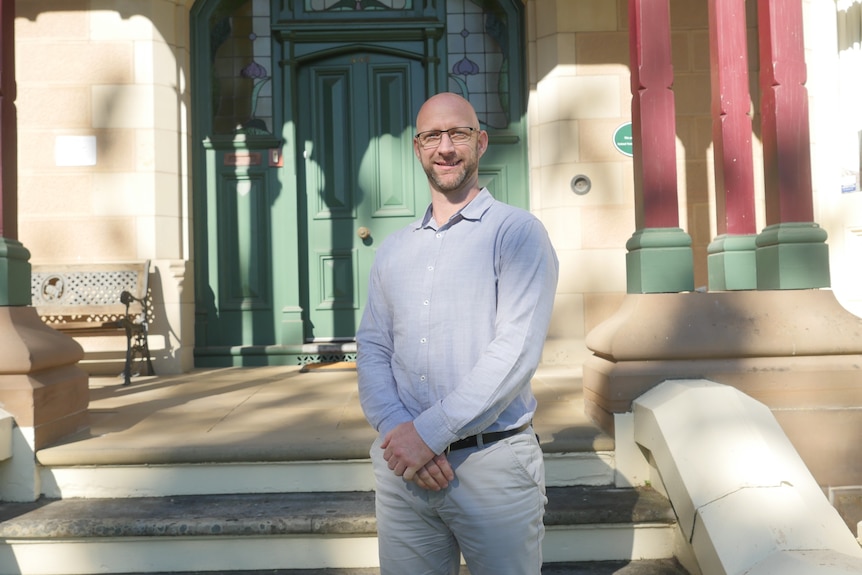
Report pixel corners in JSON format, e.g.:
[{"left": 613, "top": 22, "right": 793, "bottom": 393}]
[
  {"left": 453, "top": 57, "right": 479, "bottom": 76},
  {"left": 240, "top": 60, "right": 268, "bottom": 79}
]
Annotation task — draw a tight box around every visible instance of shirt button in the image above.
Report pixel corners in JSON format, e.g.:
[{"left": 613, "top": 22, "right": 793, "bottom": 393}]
[
  {"left": 423, "top": 299, "right": 430, "bottom": 305},
  {"left": 420, "top": 337, "right": 427, "bottom": 344},
  {"left": 436, "top": 233, "right": 443, "bottom": 238},
  {"left": 420, "top": 375, "right": 426, "bottom": 382},
  {"left": 427, "top": 266, "right": 434, "bottom": 271}
]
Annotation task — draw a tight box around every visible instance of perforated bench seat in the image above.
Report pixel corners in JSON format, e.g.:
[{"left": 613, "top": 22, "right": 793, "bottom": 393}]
[{"left": 30, "top": 260, "right": 154, "bottom": 385}]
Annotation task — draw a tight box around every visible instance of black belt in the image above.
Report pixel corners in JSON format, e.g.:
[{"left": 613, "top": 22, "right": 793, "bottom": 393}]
[{"left": 446, "top": 423, "right": 531, "bottom": 452}]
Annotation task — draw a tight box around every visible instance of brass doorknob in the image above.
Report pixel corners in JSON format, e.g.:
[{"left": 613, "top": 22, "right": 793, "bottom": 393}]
[{"left": 357, "top": 226, "right": 371, "bottom": 239}]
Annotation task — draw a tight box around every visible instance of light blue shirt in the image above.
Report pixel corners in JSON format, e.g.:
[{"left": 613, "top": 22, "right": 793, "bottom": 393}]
[{"left": 357, "top": 189, "right": 559, "bottom": 455}]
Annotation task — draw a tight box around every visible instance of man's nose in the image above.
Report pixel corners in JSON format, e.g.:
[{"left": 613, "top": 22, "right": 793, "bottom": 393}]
[{"left": 436, "top": 131, "right": 457, "bottom": 152}]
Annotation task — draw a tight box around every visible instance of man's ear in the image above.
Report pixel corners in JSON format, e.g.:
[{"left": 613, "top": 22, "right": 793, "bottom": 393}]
[{"left": 477, "top": 130, "right": 489, "bottom": 158}]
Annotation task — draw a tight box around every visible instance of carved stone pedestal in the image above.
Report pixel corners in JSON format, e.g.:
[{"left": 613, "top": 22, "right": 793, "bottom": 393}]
[
  {"left": 0, "top": 306, "right": 87, "bottom": 450},
  {"left": 584, "top": 290, "right": 862, "bottom": 487}
]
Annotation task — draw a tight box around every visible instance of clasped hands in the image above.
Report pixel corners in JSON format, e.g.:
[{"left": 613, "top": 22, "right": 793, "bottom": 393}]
[{"left": 381, "top": 421, "right": 455, "bottom": 491}]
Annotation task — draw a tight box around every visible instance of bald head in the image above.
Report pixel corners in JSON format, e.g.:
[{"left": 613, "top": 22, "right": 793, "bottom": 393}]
[
  {"left": 412, "top": 93, "right": 488, "bottom": 207},
  {"left": 416, "top": 93, "right": 480, "bottom": 134}
]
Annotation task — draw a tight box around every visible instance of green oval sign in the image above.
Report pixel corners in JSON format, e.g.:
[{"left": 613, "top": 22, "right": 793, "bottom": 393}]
[{"left": 613, "top": 122, "right": 633, "bottom": 157}]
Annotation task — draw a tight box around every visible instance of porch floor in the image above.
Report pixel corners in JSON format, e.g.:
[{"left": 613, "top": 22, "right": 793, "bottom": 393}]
[{"left": 38, "top": 363, "right": 613, "bottom": 466}]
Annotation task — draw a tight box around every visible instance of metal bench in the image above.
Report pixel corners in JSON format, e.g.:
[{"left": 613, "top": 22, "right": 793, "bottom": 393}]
[{"left": 30, "top": 261, "right": 154, "bottom": 386}]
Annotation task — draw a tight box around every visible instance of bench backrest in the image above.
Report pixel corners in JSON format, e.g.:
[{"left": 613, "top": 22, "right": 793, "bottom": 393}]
[{"left": 30, "top": 261, "right": 151, "bottom": 321}]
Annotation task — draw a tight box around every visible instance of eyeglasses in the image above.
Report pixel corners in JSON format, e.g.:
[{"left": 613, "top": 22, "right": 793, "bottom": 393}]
[{"left": 414, "top": 127, "right": 477, "bottom": 149}]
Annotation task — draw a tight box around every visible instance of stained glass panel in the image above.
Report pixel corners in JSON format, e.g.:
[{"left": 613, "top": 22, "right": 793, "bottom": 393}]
[
  {"left": 447, "top": 0, "right": 509, "bottom": 129},
  {"left": 210, "top": 0, "right": 273, "bottom": 135}
]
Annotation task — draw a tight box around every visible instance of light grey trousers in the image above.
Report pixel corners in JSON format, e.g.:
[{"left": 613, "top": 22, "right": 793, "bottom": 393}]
[{"left": 370, "top": 428, "right": 547, "bottom": 575}]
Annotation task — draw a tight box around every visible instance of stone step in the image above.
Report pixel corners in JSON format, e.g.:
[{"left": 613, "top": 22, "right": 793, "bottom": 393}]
[
  {"left": 38, "top": 452, "right": 617, "bottom": 499},
  {"left": 0, "top": 487, "right": 682, "bottom": 575},
  {"left": 104, "top": 560, "right": 691, "bottom": 574}
]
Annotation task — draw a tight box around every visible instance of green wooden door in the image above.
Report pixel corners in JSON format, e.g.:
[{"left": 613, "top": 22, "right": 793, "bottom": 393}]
[{"left": 297, "top": 51, "right": 427, "bottom": 341}]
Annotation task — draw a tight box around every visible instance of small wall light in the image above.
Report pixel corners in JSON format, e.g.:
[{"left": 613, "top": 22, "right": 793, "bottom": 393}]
[{"left": 571, "top": 174, "right": 592, "bottom": 195}]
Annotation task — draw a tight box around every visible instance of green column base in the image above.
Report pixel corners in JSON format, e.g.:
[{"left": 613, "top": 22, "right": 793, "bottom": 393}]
[
  {"left": 756, "top": 222, "right": 830, "bottom": 290},
  {"left": 625, "top": 228, "right": 694, "bottom": 294},
  {"left": 0, "top": 238, "right": 32, "bottom": 306},
  {"left": 707, "top": 234, "right": 758, "bottom": 291},
  {"left": 280, "top": 305, "right": 306, "bottom": 344}
]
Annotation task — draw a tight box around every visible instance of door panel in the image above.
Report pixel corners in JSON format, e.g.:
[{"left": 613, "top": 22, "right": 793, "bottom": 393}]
[
  {"left": 298, "top": 51, "right": 426, "bottom": 341},
  {"left": 368, "top": 69, "right": 417, "bottom": 218}
]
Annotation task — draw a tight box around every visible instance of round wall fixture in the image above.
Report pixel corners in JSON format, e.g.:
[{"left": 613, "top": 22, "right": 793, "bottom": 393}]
[{"left": 571, "top": 174, "right": 592, "bottom": 195}]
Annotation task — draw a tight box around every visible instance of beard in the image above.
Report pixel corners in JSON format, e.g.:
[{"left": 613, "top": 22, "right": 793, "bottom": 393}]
[
  {"left": 422, "top": 147, "right": 479, "bottom": 194},
  {"left": 427, "top": 165, "right": 468, "bottom": 193}
]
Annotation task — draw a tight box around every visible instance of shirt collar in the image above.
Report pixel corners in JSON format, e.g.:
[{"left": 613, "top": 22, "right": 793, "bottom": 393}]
[{"left": 416, "top": 188, "right": 493, "bottom": 230}]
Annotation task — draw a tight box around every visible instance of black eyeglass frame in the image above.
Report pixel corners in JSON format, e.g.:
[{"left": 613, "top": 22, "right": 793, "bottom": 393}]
[{"left": 414, "top": 127, "right": 478, "bottom": 149}]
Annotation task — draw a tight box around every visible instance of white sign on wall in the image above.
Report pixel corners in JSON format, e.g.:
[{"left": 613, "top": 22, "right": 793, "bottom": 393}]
[{"left": 54, "top": 135, "right": 97, "bottom": 167}]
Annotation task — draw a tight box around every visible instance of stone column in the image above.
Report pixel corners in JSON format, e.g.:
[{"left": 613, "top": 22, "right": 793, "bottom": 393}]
[
  {"left": 625, "top": 0, "right": 693, "bottom": 294},
  {"left": 756, "top": 0, "right": 830, "bottom": 289},
  {"left": 0, "top": 0, "right": 88, "bottom": 502},
  {"left": 707, "top": 0, "right": 758, "bottom": 290},
  {"left": 0, "top": 0, "right": 26, "bottom": 305}
]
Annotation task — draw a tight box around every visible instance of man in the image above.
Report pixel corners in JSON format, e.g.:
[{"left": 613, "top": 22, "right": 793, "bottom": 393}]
[{"left": 356, "top": 92, "right": 559, "bottom": 575}]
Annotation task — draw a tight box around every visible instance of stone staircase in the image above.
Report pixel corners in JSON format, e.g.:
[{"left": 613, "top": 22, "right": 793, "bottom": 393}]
[{"left": 0, "top": 366, "right": 692, "bottom": 574}]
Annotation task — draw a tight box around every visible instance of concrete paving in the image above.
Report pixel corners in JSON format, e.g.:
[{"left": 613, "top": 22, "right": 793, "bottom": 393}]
[{"left": 38, "top": 364, "right": 613, "bottom": 466}]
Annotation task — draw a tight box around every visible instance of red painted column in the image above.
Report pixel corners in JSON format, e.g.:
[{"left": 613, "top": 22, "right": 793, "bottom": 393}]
[
  {"left": 754, "top": 0, "right": 829, "bottom": 289},
  {"left": 709, "top": 0, "right": 756, "bottom": 236},
  {"left": 758, "top": 0, "right": 813, "bottom": 224},
  {"left": 625, "top": 0, "right": 692, "bottom": 293},
  {"left": 629, "top": 0, "right": 679, "bottom": 229},
  {"left": 0, "top": 0, "right": 16, "bottom": 240}
]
